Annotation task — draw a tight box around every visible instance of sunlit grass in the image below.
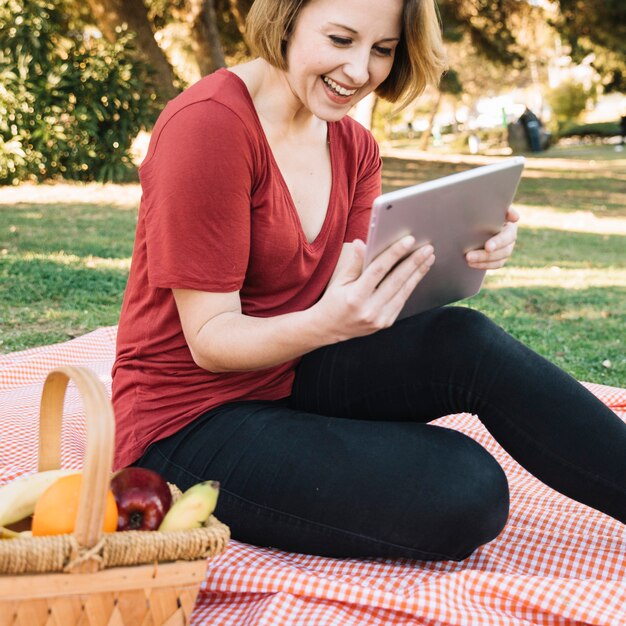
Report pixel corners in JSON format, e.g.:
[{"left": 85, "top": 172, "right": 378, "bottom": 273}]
[{"left": 484, "top": 267, "right": 626, "bottom": 288}]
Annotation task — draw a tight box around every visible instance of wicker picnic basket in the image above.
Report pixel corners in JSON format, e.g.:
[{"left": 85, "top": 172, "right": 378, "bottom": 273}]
[{"left": 0, "top": 366, "right": 230, "bottom": 625}]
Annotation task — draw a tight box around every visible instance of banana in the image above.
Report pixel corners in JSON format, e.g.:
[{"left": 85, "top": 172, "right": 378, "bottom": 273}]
[
  {"left": 0, "top": 527, "right": 19, "bottom": 539},
  {"left": 0, "top": 469, "right": 79, "bottom": 527},
  {"left": 158, "top": 480, "right": 220, "bottom": 531}
]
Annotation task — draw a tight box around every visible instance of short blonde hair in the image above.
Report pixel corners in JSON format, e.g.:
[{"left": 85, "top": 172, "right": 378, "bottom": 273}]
[{"left": 245, "top": 0, "right": 448, "bottom": 109}]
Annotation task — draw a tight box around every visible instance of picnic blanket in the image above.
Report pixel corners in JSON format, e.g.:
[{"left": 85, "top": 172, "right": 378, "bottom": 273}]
[{"left": 1, "top": 327, "right": 625, "bottom": 626}]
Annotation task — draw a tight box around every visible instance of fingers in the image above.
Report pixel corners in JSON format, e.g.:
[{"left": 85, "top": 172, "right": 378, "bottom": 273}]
[
  {"left": 376, "top": 249, "right": 435, "bottom": 320},
  {"left": 336, "top": 240, "right": 434, "bottom": 331},
  {"left": 506, "top": 206, "right": 520, "bottom": 223},
  {"left": 467, "top": 220, "right": 518, "bottom": 269},
  {"left": 369, "top": 245, "right": 435, "bottom": 319},
  {"left": 358, "top": 235, "right": 418, "bottom": 292},
  {"left": 466, "top": 243, "right": 515, "bottom": 269},
  {"left": 333, "top": 239, "right": 366, "bottom": 285},
  {"left": 486, "top": 220, "right": 518, "bottom": 252}
]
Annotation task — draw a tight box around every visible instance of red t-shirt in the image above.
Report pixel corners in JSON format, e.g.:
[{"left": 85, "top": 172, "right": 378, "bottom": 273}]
[{"left": 112, "top": 68, "right": 382, "bottom": 469}]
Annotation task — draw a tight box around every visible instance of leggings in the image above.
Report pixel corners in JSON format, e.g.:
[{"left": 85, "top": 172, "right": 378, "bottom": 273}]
[{"left": 135, "top": 307, "right": 626, "bottom": 561}]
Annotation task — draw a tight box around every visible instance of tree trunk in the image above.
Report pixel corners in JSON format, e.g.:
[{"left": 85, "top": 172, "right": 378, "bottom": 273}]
[
  {"left": 186, "top": 0, "right": 226, "bottom": 76},
  {"left": 419, "top": 90, "right": 443, "bottom": 151},
  {"left": 86, "top": 0, "right": 178, "bottom": 102},
  {"left": 227, "top": 0, "right": 252, "bottom": 55},
  {"left": 228, "top": 0, "right": 248, "bottom": 42}
]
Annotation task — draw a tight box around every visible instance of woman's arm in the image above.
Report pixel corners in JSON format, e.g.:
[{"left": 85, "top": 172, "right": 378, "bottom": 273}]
[{"left": 174, "top": 237, "right": 435, "bottom": 373}]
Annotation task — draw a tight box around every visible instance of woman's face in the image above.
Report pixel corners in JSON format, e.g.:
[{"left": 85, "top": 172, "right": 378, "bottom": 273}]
[{"left": 283, "top": 0, "right": 403, "bottom": 121}]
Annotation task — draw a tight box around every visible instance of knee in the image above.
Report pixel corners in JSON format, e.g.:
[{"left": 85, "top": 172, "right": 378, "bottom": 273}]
[
  {"left": 409, "top": 434, "right": 510, "bottom": 561},
  {"left": 440, "top": 439, "right": 510, "bottom": 559}
]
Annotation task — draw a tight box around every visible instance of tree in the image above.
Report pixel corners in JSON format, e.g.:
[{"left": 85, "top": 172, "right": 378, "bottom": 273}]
[
  {"left": 85, "top": 0, "right": 178, "bottom": 101},
  {"left": 393, "top": 0, "right": 531, "bottom": 148},
  {"left": 551, "top": 0, "right": 626, "bottom": 92},
  {"left": 84, "top": 0, "right": 236, "bottom": 101},
  {"left": 0, "top": 0, "right": 159, "bottom": 183},
  {"left": 437, "top": 0, "right": 526, "bottom": 67},
  {"left": 184, "top": 0, "right": 226, "bottom": 76},
  {"left": 555, "top": 0, "right": 626, "bottom": 58},
  {"left": 546, "top": 81, "right": 590, "bottom": 130},
  {"left": 418, "top": 69, "right": 462, "bottom": 150}
]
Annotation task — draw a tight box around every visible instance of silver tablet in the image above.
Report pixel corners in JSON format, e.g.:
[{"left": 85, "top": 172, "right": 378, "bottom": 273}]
[{"left": 364, "top": 157, "right": 525, "bottom": 319}]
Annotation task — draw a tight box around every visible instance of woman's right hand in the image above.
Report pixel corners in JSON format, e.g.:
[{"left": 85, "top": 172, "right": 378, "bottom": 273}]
[
  {"left": 173, "top": 236, "right": 433, "bottom": 373},
  {"left": 315, "top": 236, "right": 435, "bottom": 342}
]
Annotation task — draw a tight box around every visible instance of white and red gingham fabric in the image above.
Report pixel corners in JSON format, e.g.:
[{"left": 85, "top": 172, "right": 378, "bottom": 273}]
[{"left": 1, "top": 328, "right": 624, "bottom": 625}]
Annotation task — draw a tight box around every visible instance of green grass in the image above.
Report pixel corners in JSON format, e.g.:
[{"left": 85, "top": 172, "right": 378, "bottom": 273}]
[
  {"left": 466, "top": 287, "right": 625, "bottom": 385},
  {"left": 513, "top": 228, "right": 624, "bottom": 268},
  {"left": 1, "top": 200, "right": 136, "bottom": 349},
  {"left": 1, "top": 148, "right": 624, "bottom": 387}
]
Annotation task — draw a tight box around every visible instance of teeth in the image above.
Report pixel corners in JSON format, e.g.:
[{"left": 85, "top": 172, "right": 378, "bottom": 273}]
[{"left": 322, "top": 76, "right": 356, "bottom": 97}]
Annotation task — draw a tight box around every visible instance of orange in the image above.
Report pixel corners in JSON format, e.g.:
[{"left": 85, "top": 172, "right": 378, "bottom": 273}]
[{"left": 32, "top": 473, "right": 118, "bottom": 536}]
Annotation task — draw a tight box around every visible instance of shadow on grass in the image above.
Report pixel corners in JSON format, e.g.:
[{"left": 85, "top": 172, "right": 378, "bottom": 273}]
[
  {"left": 1, "top": 256, "right": 127, "bottom": 304},
  {"left": 381, "top": 158, "right": 471, "bottom": 193}
]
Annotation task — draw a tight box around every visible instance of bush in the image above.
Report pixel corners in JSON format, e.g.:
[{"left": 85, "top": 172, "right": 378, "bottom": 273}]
[
  {"left": 0, "top": 0, "right": 160, "bottom": 184},
  {"left": 546, "top": 81, "right": 592, "bottom": 132},
  {"left": 558, "top": 121, "right": 621, "bottom": 138}
]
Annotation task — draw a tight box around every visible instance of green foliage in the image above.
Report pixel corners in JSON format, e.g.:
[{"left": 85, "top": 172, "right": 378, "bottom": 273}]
[
  {"left": 552, "top": 0, "right": 626, "bottom": 93},
  {"left": 555, "top": 0, "right": 626, "bottom": 58},
  {"left": 0, "top": 0, "right": 160, "bottom": 184},
  {"left": 440, "top": 69, "right": 462, "bottom": 95},
  {"left": 147, "top": 0, "right": 252, "bottom": 61},
  {"left": 546, "top": 81, "right": 590, "bottom": 131},
  {"left": 437, "top": 0, "right": 525, "bottom": 67},
  {"left": 558, "top": 121, "right": 621, "bottom": 139}
]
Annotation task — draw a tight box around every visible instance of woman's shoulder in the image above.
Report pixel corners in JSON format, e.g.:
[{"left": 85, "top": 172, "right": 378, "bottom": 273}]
[
  {"left": 155, "top": 69, "right": 258, "bottom": 137},
  {"left": 333, "top": 115, "right": 378, "bottom": 150},
  {"left": 141, "top": 70, "right": 261, "bottom": 170},
  {"left": 331, "top": 115, "right": 380, "bottom": 168}
]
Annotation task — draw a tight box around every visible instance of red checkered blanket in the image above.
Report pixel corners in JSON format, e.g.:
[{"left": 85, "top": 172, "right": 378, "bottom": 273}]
[{"left": 1, "top": 327, "right": 624, "bottom": 625}]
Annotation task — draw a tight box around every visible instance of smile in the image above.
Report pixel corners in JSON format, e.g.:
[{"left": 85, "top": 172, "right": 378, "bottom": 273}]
[{"left": 322, "top": 75, "right": 357, "bottom": 97}]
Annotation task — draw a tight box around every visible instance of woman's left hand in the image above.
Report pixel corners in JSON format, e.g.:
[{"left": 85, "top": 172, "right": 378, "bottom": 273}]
[{"left": 465, "top": 207, "right": 519, "bottom": 270}]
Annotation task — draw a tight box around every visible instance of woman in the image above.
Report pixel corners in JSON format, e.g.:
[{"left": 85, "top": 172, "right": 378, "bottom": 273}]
[{"left": 112, "top": 0, "right": 626, "bottom": 561}]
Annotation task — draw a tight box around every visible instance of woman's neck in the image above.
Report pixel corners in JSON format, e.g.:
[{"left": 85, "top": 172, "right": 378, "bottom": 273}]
[{"left": 230, "top": 59, "right": 324, "bottom": 140}]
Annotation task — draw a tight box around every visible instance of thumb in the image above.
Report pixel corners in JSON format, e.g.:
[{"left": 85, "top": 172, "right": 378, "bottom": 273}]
[
  {"left": 334, "top": 240, "right": 366, "bottom": 285},
  {"left": 506, "top": 207, "right": 520, "bottom": 223}
]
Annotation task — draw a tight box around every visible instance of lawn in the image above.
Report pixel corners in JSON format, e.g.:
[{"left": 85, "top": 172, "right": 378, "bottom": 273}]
[{"left": 1, "top": 144, "right": 624, "bottom": 386}]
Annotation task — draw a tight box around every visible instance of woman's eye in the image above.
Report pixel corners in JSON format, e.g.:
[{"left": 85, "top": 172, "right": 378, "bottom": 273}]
[
  {"left": 373, "top": 46, "right": 393, "bottom": 57},
  {"left": 329, "top": 35, "right": 352, "bottom": 46}
]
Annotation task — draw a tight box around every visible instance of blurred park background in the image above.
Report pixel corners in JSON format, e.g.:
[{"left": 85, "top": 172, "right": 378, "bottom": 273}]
[{"left": 0, "top": 0, "right": 625, "bottom": 386}]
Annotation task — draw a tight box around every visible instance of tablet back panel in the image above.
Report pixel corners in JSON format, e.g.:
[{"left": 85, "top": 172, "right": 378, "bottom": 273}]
[{"left": 364, "top": 158, "right": 525, "bottom": 319}]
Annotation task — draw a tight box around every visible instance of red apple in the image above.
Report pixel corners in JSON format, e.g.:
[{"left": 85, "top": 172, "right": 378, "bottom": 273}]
[{"left": 110, "top": 468, "right": 172, "bottom": 531}]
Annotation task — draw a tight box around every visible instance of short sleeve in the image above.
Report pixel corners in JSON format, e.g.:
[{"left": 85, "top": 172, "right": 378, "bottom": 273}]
[
  {"left": 344, "top": 129, "right": 382, "bottom": 242},
  {"left": 139, "top": 101, "right": 255, "bottom": 292}
]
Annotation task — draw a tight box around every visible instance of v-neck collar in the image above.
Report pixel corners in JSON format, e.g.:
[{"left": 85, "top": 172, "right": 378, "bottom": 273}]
[{"left": 221, "top": 68, "right": 337, "bottom": 250}]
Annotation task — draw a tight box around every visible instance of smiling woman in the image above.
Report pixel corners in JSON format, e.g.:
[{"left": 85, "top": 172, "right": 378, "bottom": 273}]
[
  {"left": 245, "top": 0, "right": 447, "bottom": 109},
  {"left": 111, "top": 0, "right": 626, "bottom": 564}
]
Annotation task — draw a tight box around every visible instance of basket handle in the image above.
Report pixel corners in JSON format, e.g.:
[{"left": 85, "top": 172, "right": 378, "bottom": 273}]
[{"left": 38, "top": 366, "right": 115, "bottom": 553}]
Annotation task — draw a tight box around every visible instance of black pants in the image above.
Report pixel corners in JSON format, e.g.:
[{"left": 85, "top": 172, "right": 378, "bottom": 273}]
[{"left": 135, "top": 307, "right": 626, "bottom": 561}]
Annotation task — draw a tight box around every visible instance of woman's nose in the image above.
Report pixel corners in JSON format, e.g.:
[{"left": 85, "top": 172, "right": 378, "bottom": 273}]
[{"left": 342, "top": 49, "right": 370, "bottom": 86}]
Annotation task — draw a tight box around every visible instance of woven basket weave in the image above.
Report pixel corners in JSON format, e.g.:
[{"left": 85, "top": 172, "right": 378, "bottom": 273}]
[{"left": 0, "top": 366, "right": 230, "bottom": 625}]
